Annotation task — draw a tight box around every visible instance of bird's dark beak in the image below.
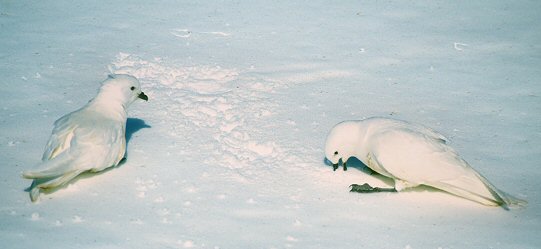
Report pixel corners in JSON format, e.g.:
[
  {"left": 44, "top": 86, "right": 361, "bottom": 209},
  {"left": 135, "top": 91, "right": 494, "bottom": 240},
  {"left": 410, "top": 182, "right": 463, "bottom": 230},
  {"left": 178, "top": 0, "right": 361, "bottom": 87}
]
[
  {"left": 138, "top": 92, "right": 149, "bottom": 101},
  {"left": 332, "top": 159, "right": 347, "bottom": 171}
]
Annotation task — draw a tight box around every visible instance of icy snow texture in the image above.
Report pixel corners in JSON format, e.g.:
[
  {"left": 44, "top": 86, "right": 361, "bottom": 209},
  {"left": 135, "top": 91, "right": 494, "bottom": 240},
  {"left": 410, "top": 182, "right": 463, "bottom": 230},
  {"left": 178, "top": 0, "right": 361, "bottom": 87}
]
[{"left": 1, "top": 1, "right": 540, "bottom": 249}]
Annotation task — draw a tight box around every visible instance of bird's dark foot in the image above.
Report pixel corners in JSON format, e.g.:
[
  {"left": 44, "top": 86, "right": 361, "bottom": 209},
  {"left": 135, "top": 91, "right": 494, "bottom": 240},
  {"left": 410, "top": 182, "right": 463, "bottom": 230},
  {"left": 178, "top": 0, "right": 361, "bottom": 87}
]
[{"left": 350, "top": 183, "right": 397, "bottom": 193}]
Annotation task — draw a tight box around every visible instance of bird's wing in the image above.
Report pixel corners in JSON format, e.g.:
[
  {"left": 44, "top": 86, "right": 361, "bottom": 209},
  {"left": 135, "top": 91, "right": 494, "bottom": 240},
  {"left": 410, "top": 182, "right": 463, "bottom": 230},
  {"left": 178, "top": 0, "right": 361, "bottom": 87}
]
[
  {"left": 41, "top": 113, "right": 79, "bottom": 161},
  {"left": 26, "top": 116, "right": 126, "bottom": 179},
  {"left": 369, "top": 128, "right": 461, "bottom": 182},
  {"left": 69, "top": 118, "right": 126, "bottom": 172},
  {"left": 369, "top": 128, "right": 497, "bottom": 202},
  {"left": 409, "top": 123, "right": 448, "bottom": 143}
]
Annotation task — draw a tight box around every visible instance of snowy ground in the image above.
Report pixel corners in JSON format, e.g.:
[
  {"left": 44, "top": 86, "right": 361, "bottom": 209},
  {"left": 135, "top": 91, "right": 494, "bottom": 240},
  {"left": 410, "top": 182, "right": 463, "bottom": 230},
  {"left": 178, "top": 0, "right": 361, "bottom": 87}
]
[{"left": 1, "top": 1, "right": 540, "bottom": 248}]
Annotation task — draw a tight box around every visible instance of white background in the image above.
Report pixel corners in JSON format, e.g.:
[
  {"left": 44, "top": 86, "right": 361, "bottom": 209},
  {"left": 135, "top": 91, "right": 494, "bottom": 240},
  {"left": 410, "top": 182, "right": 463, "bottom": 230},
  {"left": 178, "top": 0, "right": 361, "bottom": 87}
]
[{"left": 1, "top": 1, "right": 540, "bottom": 248}]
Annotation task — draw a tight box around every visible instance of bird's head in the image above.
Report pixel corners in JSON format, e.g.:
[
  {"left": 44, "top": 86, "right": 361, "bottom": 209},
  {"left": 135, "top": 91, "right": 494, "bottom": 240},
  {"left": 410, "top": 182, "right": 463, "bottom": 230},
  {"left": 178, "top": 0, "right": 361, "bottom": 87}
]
[
  {"left": 99, "top": 74, "right": 148, "bottom": 107},
  {"left": 324, "top": 121, "right": 361, "bottom": 171}
]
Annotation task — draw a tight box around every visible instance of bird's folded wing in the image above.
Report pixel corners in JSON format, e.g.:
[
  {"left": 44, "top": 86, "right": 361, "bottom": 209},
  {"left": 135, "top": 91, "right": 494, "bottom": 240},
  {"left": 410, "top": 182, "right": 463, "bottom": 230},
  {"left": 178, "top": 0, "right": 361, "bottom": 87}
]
[
  {"left": 370, "top": 128, "right": 465, "bottom": 185},
  {"left": 42, "top": 114, "right": 78, "bottom": 161},
  {"left": 372, "top": 128, "right": 526, "bottom": 207},
  {"left": 411, "top": 124, "right": 448, "bottom": 143},
  {"left": 70, "top": 120, "right": 126, "bottom": 170},
  {"left": 23, "top": 151, "right": 78, "bottom": 179}
]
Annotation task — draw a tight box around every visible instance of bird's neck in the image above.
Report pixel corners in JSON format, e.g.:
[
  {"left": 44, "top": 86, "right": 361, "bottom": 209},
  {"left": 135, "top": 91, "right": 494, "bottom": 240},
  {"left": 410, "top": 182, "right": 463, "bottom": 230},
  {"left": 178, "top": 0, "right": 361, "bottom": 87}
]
[
  {"left": 354, "top": 123, "right": 372, "bottom": 161},
  {"left": 87, "top": 95, "right": 128, "bottom": 121}
]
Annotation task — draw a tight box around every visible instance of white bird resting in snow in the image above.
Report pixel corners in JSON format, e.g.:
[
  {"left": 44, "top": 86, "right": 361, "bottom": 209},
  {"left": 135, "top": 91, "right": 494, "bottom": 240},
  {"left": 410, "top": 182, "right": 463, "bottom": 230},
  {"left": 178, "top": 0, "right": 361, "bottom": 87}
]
[
  {"left": 23, "top": 74, "right": 148, "bottom": 202},
  {"left": 324, "top": 117, "right": 527, "bottom": 209}
]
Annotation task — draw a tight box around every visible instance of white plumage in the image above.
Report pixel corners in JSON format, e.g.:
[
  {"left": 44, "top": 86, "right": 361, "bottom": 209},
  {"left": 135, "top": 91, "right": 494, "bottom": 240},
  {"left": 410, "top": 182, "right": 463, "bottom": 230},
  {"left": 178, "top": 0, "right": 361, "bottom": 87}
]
[
  {"left": 325, "top": 117, "right": 526, "bottom": 209},
  {"left": 23, "top": 74, "right": 148, "bottom": 202}
]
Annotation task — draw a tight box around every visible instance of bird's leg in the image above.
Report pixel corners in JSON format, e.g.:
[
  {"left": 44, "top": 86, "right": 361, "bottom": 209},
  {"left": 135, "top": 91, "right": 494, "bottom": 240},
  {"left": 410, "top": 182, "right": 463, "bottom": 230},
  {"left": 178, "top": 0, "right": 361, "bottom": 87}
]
[
  {"left": 343, "top": 162, "right": 347, "bottom": 171},
  {"left": 332, "top": 163, "right": 339, "bottom": 171},
  {"left": 350, "top": 183, "right": 397, "bottom": 193}
]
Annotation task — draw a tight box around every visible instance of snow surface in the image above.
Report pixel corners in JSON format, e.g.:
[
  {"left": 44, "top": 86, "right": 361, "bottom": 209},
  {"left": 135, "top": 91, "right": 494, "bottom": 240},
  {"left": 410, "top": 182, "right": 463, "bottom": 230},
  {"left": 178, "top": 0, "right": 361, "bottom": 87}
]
[{"left": 1, "top": 1, "right": 540, "bottom": 248}]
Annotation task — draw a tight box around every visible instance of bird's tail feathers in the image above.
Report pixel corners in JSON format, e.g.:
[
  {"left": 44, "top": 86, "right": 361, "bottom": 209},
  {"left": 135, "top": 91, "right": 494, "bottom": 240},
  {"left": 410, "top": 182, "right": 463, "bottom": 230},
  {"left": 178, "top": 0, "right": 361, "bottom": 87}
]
[
  {"left": 40, "top": 170, "right": 83, "bottom": 189},
  {"left": 431, "top": 182, "right": 502, "bottom": 207},
  {"left": 29, "top": 186, "right": 40, "bottom": 202},
  {"left": 471, "top": 170, "right": 527, "bottom": 209},
  {"left": 27, "top": 170, "right": 84, "bottom": 202},
  {"left": 485, "top": 184, "right": 527, "bottom": 209},
  {"left": 23, "top": 154, "right": 74, "bottom": 179},
  {"left": 433, "top": 172, "right": 527, "bottom": 209}
]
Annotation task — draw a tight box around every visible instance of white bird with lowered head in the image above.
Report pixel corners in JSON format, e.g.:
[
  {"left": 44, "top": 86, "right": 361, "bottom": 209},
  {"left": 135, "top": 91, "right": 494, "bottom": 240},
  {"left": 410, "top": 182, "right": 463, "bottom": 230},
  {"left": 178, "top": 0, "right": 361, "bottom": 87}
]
[
  {"left": 23, "top": 74, "right": 148, "bottom": 202},
  {"left": 324, "top": 117, "right": 526, "bottom": 209}
]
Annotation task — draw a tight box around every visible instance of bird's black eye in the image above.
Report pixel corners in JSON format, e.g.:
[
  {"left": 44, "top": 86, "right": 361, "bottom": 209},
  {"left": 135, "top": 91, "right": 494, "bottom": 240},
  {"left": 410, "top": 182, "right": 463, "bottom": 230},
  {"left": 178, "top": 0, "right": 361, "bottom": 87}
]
[
  {"left": 130, "top": 86, "right": 136, "bottom": 91},
  {"left": 334, "top": 151, "right": 338, "bottom": 155}
]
